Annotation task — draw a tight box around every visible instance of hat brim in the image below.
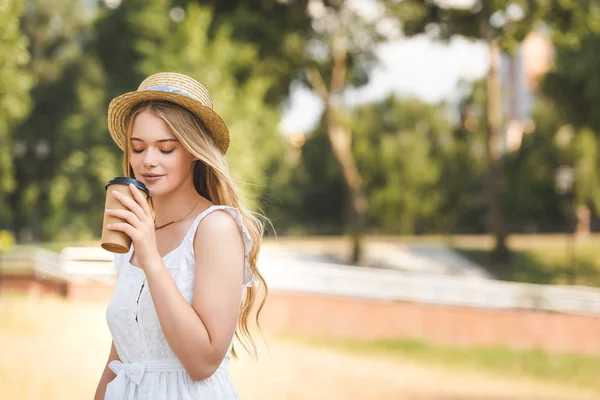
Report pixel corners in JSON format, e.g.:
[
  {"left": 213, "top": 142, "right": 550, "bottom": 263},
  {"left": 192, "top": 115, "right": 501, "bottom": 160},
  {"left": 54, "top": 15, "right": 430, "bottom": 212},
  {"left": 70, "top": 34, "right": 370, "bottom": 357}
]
[{"left": 108, "top": 90, "right": 230, "bottom": 154}]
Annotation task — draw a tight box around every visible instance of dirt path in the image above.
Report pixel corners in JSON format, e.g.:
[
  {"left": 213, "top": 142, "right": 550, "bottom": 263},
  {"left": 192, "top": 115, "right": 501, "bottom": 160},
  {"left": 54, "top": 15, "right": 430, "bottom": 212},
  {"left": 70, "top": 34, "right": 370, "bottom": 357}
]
[
  {"left": 232, "top": 338, "right": 597, "bottom": 400},
  {"left": 0, "top": 294, "right": 596, "bottom": 400}
]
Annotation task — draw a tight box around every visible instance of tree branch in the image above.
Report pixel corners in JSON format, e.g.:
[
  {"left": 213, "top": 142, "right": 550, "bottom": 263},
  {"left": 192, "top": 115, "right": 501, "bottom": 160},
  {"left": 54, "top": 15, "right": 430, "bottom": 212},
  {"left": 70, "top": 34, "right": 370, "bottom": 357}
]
[
  {"left": 330, "top": 34, "right": 347, "bottom": 95},
  {"left": 306, "top": 67, "right": 329, "bottom": 101}
]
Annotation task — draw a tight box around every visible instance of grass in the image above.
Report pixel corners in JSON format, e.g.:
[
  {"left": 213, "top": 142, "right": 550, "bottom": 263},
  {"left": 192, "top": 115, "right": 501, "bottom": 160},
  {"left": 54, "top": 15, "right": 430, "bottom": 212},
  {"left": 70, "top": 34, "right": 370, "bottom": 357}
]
[
  {"left": 450, "top": 234, "right": 600, "bottom": 287},
  {"left": 291, "top": 335, "right": 600, "bottom": 393}
]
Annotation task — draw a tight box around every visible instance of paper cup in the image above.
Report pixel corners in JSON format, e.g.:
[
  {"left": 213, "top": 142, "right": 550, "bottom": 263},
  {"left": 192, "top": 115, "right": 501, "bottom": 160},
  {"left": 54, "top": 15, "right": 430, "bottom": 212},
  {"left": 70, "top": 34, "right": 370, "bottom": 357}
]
[{"left": 101, "top": 177, "right": 151, "bottom": 254}]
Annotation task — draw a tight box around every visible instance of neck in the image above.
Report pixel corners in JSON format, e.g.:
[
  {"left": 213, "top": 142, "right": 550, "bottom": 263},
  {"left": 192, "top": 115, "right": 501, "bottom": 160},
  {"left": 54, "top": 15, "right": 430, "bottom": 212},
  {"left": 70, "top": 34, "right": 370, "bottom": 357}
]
[{"left": 151, "top": 182, "right": 203, "bottom": 228}]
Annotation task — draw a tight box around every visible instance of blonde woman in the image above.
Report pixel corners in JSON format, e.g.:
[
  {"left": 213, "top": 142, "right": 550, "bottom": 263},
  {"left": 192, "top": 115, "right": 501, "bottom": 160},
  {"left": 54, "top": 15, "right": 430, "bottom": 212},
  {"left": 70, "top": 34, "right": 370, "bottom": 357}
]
[{"left": 94, "top": 72, "right": 267, "bottom": 400}]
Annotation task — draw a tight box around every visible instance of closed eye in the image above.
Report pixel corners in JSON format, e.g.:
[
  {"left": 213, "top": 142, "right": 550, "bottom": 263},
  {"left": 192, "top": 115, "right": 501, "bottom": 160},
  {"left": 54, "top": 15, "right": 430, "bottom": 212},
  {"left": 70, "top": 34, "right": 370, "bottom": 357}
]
[{"left": 131, "top": 149, "right": 175, "bottom": 154}]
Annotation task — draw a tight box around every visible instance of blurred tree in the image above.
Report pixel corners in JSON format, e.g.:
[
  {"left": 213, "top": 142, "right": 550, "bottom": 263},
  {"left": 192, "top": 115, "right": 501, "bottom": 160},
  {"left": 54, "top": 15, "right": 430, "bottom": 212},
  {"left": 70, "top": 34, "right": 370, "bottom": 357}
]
[
  {"left": 92, "top": 0, "right": 172, "bottom": 102},
  {"left": 202, "top": 0, "right": 313, "bottom": 105},
  {"left": 9, "top": 0, "right": 100, "bottom": 241},
  {"left": 394, "top": 0, "right": 600, "bottom": 262},
  {"left": 442, "top": 80, "right": 488, "bottom": 235},
  {"left": 541, "top": 32, "right": 600, "bottom": 234},
  {"left": 543, "top": 34, "right": 600, "bottom": 134},
  {"left": 137, "top": 4, "right": 286, "bottom": 203},
  {"left": 0, "top": 0, "right": 33, "bottom": 230},
  {"left": 90, "top": 0, "right": 310, "bottom": 240},
  {"left": 353, "top": 95, "right": 447, "bottom": 234},
  {"left": 501, "top": 98, "right": 566, "bottom": 233},
  {"left": 303, "top": 0, "right": 398, "bottom": 264},
  {"left": 94, "top": 0, "right": 313, "bottom": 105},
  {"left": 6, "top": 0, "right": 294, "bottom": 241},
  {"left": 42, "top": 57, "right": 116, "bottom": 241},
  {"left": 281, "top": 95, "right": 451, "bottom": 236},
  {"left": 284, "top": 123, "right": 348, "bottom": 235},
  {"left": 572, "top": 129, "right": 600, "bottom": 223}
]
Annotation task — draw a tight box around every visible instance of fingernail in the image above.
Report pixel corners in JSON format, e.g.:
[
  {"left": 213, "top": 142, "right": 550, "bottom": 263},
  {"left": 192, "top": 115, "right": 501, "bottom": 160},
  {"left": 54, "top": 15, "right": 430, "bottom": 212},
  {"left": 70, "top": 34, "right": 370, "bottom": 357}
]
[
  {"left": 106, "top": 224, "right": 112, "bottom": 228},
  {"left": 112, "top": 190, "right": 118, "bottom": 195},
  {"left": 105, "top": 209, "right": 112, "bottom": 213}
]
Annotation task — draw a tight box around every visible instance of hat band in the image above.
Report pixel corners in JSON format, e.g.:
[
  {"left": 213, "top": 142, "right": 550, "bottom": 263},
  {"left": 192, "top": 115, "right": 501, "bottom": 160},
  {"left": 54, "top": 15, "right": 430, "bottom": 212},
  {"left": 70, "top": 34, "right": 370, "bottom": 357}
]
[{"left": 144, "top": 85, "right": 199, "bottom": 102}]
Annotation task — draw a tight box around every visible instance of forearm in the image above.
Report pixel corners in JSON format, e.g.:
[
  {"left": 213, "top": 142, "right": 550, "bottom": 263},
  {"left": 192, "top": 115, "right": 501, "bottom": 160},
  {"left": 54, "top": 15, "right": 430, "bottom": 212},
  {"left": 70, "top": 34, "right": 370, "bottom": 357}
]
[
  {"left": 94, "top": 365, "right": 116, "bottom": 400},
  {"left": 144, "top": 260, "right": 218, "bottom": 380},
  {"left": 94, "top": 341, "right": 119, "bottom": 400}
]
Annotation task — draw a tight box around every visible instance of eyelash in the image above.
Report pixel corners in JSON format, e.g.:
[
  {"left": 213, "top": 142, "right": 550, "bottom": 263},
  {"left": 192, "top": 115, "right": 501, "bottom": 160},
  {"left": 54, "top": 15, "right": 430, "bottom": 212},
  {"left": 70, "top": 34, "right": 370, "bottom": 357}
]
[{"left": 132, "top": 149, "right": 175, "bottom": 155}]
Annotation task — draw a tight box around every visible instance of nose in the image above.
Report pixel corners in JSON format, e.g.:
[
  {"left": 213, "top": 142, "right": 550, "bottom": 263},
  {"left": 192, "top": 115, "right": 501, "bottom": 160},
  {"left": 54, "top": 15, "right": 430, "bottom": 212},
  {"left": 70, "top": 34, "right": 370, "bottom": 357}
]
[{"left": 142, "top": 148, "right": 158, "bottom": 168}]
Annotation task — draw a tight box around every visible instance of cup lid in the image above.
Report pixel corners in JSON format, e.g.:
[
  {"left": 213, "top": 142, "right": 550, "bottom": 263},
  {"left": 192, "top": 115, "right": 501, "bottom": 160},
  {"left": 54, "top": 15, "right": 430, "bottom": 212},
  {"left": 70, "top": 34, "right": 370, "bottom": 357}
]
[{"left": 105, "top": 177, "right": 150, "bottom": 198}]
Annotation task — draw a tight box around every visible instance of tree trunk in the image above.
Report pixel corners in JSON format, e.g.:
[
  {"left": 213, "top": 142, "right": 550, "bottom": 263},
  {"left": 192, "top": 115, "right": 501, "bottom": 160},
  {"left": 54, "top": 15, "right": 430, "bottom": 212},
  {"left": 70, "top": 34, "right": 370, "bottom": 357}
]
[
  {"left": 326, "top": 115, "right": 367, "bottom": 265},
  {"left": 305, "top": 30, "right": 367, "bottom": 265},
  {"left": 486, "top": 38, "right": 510, "bottom": 262}
]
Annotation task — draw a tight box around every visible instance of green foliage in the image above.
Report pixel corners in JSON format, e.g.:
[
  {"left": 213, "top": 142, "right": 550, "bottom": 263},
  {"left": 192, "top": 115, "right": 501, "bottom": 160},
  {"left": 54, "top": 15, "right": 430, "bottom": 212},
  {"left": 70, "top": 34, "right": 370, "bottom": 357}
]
[
  {"left": 9, "top": 0, "right": 109, "bottom": 241},
  {"left": 0, "top": 230, "right": 16, "bottom": 250},
  {"left": 4, "top": 0, "right": 600, "bottom": 245},
  {"left": 283, "top": 127, "right": 348, "bottom": 235},
  {"left": 205, "top": 0, "right": 312, "bottom": 104},
  {"left": 352, "top": 96, "right": 447, "bottom": 234},
  {"left": 572, "top": 128, "right": 600, "bottom": 212},
  {"left": 394, "top": 0, "right": 600, "bottom": 52},
  {"left": 543, "top": 34, "right": 600, "bottom": 133},
  {"left": 6, "top": 0, "right": 293, "bottom": 241},
  {"left": 134, "top": 4, "right": 286, "bottom": 204},
  {"left": 276, "top": 95, "right": 451, "bottom": 235},
  {"left": 501, "top": 99, "right": 566, "bottom": 232},
  {"left": 0, "top": 0, "right": 32, "bottom": 203}
]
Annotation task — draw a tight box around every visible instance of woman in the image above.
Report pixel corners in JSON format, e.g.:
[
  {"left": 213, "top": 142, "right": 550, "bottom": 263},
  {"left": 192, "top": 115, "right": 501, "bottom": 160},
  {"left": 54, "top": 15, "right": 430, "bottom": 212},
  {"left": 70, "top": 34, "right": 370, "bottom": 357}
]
[{"left": 94, "top": 72, "right": 267, "bottom": 400}]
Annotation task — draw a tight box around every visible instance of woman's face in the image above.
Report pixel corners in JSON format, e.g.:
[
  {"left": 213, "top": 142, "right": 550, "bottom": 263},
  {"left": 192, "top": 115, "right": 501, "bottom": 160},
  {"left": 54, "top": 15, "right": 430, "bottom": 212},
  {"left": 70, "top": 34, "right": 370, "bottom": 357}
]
[{"left": 129, "top": 110, "right": 196, "bottom": 197}]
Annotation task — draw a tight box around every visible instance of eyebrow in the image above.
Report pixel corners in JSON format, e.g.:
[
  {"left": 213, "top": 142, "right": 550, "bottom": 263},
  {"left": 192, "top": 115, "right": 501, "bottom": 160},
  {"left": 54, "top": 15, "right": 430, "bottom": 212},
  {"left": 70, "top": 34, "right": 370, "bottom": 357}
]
[{"left": 130, "top": 137, "right": 179, "bottom": 143}]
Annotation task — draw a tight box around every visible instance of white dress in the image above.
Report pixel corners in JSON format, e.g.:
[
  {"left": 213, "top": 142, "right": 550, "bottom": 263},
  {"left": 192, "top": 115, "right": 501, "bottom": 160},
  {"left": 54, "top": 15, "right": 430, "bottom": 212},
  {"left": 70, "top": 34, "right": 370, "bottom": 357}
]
[{"left": 105, "top": 205, "right": 254, "bottom": 400}]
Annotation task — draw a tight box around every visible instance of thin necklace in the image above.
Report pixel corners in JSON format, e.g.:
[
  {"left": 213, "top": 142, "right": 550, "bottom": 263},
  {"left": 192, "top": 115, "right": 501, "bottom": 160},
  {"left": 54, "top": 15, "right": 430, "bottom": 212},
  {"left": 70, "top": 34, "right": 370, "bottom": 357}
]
[{"left": 154, "top": 199, "right": 201, "bottom": 230}]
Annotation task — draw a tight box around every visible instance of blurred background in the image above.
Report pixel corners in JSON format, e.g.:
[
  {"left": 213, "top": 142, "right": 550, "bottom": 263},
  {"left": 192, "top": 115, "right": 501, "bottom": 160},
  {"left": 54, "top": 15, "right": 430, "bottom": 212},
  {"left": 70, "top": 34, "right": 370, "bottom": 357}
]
[{"left": 2, "top": 0, "right": 600, "bottom": 399}]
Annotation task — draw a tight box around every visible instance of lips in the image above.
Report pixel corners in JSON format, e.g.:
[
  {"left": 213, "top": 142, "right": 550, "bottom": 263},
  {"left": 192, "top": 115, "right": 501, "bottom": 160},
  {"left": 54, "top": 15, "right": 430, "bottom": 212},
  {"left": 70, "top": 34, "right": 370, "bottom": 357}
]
[{"left": 141, "top": 174, "right": 165, "bottom": 183}]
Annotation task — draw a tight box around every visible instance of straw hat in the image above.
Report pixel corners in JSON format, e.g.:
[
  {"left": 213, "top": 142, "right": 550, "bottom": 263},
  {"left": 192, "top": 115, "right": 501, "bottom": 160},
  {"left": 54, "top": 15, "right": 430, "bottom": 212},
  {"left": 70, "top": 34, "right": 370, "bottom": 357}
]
[{"left": 108, "top": 72, "right": 230, "bottom": 153}]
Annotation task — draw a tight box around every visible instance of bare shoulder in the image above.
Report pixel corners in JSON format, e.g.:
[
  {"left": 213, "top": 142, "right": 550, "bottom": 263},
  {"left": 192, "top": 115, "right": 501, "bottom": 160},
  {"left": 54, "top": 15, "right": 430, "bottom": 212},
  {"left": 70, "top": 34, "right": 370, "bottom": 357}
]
[
  {"left": 194, "top": 208, "right": 243, "bottom": 246},
  {"left": 192, "top": 208, "right": 245, "bottom": 281}
]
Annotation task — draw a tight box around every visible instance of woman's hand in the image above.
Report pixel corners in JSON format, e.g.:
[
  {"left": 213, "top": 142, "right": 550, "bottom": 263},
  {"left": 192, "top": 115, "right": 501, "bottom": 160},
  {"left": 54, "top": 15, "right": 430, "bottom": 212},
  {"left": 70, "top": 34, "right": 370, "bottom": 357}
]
[{"left": 105, "top": 183, "right": 160, "bottom": 270}]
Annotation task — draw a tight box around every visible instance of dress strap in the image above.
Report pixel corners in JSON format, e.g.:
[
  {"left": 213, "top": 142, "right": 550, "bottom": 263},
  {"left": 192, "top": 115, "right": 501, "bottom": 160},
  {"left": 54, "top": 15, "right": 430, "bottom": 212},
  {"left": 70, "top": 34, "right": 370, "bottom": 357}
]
[{"left": 183, "top": 205, "right": 255, "bottom": 287}]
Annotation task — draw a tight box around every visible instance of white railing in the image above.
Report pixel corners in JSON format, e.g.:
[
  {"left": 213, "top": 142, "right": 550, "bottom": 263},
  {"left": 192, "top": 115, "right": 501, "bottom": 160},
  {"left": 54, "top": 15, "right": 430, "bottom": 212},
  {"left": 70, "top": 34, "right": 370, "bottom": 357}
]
[
  {"left": 3, "top": 246, "right": 600, "bottom": 315},
  {"left": 33, "top": 246, "right": 66, "bottom": 280},
  {"left": 58, "top": 247, "right": 116, "bottom": 283},
  {"left": 258, "top": 257, "right": 600, "bottom": 316}
]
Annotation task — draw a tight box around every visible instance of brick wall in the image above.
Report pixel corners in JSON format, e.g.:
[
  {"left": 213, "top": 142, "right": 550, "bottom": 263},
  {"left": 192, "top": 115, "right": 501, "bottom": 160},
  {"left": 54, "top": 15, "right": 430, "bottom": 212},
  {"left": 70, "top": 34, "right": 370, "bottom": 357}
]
[
  {"left": 258, "top": 290, "right": 600, "bottom": 354},
  {"left": 3, "top": 275, "right": 600, "bottom": 354},
  {"left": 0, "top": 274, "right": 112, "bottom": 302}
]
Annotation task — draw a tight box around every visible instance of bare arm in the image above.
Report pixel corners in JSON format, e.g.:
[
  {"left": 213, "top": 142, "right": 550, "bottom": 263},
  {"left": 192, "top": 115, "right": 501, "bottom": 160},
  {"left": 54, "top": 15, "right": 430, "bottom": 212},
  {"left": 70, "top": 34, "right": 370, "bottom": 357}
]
[
  {"left": 143, "top": 210, "right": 245, "bottom": 381},
  {"left": 94, "top": 341, "right": 120, "bottom": 400}
]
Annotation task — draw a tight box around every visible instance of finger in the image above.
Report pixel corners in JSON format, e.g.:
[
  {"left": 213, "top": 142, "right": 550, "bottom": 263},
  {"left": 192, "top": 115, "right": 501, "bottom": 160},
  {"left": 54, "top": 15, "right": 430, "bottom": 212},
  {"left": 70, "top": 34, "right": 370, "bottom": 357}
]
[
  {"left": 106, "top": 222, "right": 136, "bottom": 238},
  {"left": 106, "top": 209, "right": 142, "bottom": 228},
  {"left": 112, "top": 189, "right": 145, "bottom": 220},
  {"left": 129, "top": 184, "right": 152, "bottom": 217}
]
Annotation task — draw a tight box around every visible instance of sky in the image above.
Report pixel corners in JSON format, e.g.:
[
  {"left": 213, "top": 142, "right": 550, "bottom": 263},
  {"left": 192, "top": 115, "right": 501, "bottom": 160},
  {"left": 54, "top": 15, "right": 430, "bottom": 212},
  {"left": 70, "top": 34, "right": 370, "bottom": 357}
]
[
  {"left": 279, "top": 35, "right": 489, "bottom": 134},
  {"left": 279, "top": 0, "right": 489, "bottom": 134}
]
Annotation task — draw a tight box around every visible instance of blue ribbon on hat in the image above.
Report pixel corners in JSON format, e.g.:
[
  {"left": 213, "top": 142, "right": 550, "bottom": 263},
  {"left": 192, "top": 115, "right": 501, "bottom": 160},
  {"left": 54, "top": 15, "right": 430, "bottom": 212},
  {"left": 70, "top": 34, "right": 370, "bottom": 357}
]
[{"left": 144, "top": 85, "right": 198, "bottom": 102}]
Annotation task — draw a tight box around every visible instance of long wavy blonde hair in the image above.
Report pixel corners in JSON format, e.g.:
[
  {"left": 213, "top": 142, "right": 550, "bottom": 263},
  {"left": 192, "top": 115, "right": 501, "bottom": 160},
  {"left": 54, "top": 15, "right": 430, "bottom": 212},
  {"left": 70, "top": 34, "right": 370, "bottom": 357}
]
[{"left": 122, "top": 100, "right": 268, "bottom": 358}]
